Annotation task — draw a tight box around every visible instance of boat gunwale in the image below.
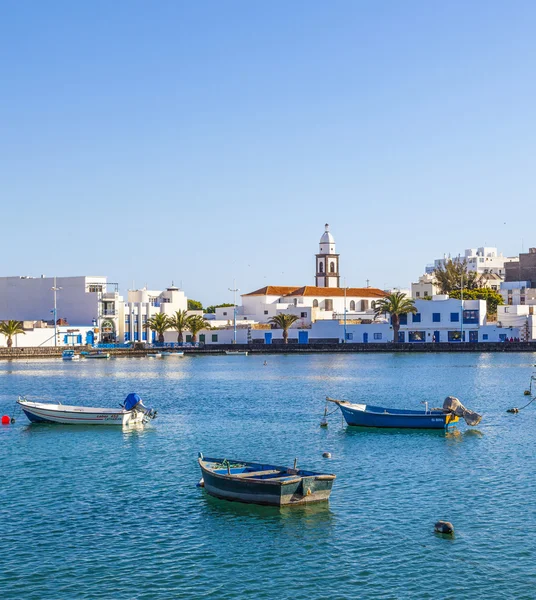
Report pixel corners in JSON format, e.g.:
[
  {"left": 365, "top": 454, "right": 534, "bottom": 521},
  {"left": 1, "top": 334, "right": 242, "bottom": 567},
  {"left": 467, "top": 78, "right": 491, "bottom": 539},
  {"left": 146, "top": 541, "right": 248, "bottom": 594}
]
[{"left": 17, "top": 399, "right": 127, "bottom": 415}]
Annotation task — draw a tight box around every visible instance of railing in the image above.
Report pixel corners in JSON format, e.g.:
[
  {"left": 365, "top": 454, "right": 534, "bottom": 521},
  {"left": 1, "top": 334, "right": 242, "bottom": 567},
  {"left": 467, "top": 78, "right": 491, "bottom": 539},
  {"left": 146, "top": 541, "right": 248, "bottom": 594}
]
[
  {"left": 100, "top": 310, "right": 117, "bottom": 316},
  {"left": 152, "top": 342, "right": 204, "bottom": 348}
]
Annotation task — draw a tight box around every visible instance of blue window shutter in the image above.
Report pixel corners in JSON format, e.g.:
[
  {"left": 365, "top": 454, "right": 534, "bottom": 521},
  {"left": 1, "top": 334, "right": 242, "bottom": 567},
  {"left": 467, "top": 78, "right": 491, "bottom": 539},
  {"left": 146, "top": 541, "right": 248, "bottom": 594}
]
[
  {"left": 77, "top": 335, "right": 82, "bottom": 344},
  {"left": 63, "top": 335, "right": 68, "bottom": 343}
]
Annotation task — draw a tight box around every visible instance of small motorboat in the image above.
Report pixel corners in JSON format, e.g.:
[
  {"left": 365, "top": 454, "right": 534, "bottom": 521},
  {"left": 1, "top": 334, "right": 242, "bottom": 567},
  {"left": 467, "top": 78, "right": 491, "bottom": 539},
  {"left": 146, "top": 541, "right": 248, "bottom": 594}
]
[
  {"left": 325, "top": 396, "right": 481, "bottom": 430},
  {"left": 62, "top": 349, "right": 80, "bottom": 361},
  {"left": 225, "top": 350, "right": 248, "bottom": 356},
  {"left": 198, "top": 454, "right": 335, "bottom": 506},
  {"left": 159, "top": 351, "right": 184, "bottom": 357},
  {"left": 17, "top": 393, "right": 157, "bottom": 426},
  {"left": 82, "top": 350, "right": 111, "bottom": 359}
]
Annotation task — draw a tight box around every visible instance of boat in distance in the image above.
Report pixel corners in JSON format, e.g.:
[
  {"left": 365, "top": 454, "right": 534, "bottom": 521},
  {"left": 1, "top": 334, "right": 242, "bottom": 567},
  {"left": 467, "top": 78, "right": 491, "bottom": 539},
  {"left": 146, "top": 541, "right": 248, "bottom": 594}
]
[
  {"left": 198, "top": 454, "right": 335, "bottom": 506},
  {"left": 17, "top": 393, "right": 157, "bottom": 426},
  {"left": 81, "top": 350, "right": 110, "bottom": 359},
  {"left": 326, "top": 396, "right": 481, "bottom": 430},
  {"left": 224, "top": 350, "right": 248, "bottom": 356},
  {"left": 62, "top": 349, "right": 80, "bottom": 361}
]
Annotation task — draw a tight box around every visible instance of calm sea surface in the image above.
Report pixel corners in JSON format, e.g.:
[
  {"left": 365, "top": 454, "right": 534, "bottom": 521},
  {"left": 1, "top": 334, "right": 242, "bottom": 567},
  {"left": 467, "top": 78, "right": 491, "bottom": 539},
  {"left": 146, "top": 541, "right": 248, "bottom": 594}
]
[{"left": 1, "top": 352, "right": 535, "bottom": 599}]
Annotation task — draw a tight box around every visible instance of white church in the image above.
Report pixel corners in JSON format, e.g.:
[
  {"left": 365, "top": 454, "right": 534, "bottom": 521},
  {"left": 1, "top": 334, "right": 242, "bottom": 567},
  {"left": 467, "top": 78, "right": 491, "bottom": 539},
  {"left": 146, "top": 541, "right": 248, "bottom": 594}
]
[{"left": 215, "top": 224, "right": 387, "bottom": 327}]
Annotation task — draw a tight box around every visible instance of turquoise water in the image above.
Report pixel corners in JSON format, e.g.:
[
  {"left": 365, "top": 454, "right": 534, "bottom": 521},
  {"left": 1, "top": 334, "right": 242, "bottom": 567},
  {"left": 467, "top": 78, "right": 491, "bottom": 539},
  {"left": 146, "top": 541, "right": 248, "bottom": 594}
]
[{"left": 1, "top": 353, "right": 535, "bottom": 599}]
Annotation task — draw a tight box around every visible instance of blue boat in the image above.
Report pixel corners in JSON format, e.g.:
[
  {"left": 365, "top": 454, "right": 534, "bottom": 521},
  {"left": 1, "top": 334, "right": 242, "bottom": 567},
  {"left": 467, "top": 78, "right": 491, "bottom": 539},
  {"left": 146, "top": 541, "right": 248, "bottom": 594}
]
[
  {"left": 198, "top": 454, "right": 336, "bottom": 506},
  {"left": 325, "top": 396, "right": 482, "bottom": 429}
]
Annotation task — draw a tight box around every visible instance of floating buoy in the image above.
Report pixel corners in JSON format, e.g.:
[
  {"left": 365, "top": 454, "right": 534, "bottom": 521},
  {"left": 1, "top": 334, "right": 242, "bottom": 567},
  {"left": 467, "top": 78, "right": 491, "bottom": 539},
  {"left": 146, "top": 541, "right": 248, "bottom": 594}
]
[
  {"left": 523, "top": 390, "right": 531, "bottom": 396},
  {"left": 322, "top": 452, "right": 332, "bottom": 458},
  {"left": 196, "top": 478, "right": 205, "bottom": 488},
  {"left": 320, "top": 419, "right": 328, "bottom": 427},
  {"left": 507, "top": 407, "right": 519, "bottom": 413},
  {"left": 434, "top": 521, "right": 454, "bottom": 535},
  {"left": 1, "top": 415, "right": 10, "bottom": 425}
]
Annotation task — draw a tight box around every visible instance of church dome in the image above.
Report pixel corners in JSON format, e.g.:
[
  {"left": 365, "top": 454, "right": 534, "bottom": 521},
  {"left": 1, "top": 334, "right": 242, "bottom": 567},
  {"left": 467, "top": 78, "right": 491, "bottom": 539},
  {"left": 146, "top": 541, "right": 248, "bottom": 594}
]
[{"left": 320, "top": 223, "right": 335, "bottom": 245}]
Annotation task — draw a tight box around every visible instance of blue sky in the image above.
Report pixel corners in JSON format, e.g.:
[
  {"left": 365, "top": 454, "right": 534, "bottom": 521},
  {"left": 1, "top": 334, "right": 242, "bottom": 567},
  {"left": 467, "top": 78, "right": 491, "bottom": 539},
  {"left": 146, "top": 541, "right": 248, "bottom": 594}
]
[{"left": 1, "top": 1, "right": 535, "bottom": 306}]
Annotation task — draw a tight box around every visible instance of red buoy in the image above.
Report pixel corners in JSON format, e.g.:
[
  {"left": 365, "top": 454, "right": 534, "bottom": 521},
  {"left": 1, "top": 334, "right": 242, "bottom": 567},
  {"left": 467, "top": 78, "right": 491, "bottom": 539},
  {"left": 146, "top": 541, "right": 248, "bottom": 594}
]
[{"left": 1, "top": 415, "right": 11, "bottom": 425}]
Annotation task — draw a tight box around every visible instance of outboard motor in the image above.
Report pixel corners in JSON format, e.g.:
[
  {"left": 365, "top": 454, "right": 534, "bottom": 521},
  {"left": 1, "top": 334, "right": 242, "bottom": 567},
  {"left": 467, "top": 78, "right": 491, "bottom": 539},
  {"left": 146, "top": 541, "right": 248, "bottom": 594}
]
[
  {"left": 123, "top": 393, "right": 157, "bottom": 422},
  {"left": 443, "top": 396, "right": 481, "bottom": 426}
]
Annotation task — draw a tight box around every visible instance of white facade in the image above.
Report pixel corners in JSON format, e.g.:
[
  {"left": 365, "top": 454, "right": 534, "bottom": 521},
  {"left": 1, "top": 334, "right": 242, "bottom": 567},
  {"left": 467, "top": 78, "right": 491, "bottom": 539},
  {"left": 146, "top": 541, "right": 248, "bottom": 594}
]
[
  {"left": 499, "top": 281, "right": 536, "bottom": 307},
  {"left": 0, "top": 323, "right": 97, "bottom": 348},
  {"left": 497, "top": 305, "right": 536, "bottom": 341},
  {"left": 0, "top": 275, "right": 109, "bottom": 325}
]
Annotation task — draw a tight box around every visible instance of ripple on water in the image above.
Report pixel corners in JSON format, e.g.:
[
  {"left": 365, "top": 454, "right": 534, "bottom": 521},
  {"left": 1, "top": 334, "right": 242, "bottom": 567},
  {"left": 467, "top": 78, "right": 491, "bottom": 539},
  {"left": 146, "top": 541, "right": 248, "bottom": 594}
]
[{"left": 1, "top": 353, "right": 535, "bottom": 599}]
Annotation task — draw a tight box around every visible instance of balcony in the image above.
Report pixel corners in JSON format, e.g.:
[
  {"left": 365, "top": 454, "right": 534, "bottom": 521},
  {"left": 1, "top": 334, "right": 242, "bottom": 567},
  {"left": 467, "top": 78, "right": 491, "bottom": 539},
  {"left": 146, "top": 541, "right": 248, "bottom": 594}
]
[{"left": 100, "top": 309, "right": 117, "bottom": 317}]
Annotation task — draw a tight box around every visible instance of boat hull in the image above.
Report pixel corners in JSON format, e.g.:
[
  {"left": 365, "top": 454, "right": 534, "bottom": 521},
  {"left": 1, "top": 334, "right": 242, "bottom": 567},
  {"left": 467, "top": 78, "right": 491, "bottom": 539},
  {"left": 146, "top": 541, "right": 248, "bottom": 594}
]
[
  {"left": 18, "top": 400, "right": 148, "bottom": 426},
  {"left": 199, "top": 458, "right": 335, "bottom": 506},
  {"left": 339, "top": 403, "right": 458, "bottom": 429}
]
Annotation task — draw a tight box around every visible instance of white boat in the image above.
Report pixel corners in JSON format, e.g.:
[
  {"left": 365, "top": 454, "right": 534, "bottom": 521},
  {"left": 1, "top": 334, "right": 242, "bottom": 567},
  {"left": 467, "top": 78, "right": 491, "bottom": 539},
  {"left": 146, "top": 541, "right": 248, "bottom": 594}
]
[
  {"left": 159, "top": 351, "right": 184, "bottom": 357},
  {"left": 225, "top": 350, "right": 248, "bottom": 356},
  {"left": 17, "top": 393, "right": 157, "bottom": 426},
  {"left": 82, "top": 350, "right": 111, "bottom": 359},
  {"left": 62, "top": 349, "right": 80, "bottom": 361}
]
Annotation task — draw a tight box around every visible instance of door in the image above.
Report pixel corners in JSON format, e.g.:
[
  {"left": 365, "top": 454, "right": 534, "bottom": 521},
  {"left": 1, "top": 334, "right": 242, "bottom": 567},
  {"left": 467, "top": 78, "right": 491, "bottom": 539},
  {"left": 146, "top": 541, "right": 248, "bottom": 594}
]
[
  {"left": 433, "top": 331, "right": 440, "bottom": 343},
  {"left": 298, "top": 331, "right": 308, "bottom": 344},
  {"left": 363, "top": 332, "right": 368, "bottom": 344},
  {"left": 265, "top": 332, "right": 272, "bottom": 345},
  {"left": 469, "top": 330, "right": 478, "bottom": 342},
  {"left": 86, "top": 331, "right": 94, "bottom": 346}
]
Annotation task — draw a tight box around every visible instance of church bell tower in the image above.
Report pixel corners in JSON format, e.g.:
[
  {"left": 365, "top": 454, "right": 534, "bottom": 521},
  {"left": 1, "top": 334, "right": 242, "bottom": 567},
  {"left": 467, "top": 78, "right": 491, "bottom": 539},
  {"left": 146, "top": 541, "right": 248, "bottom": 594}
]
[{"left": 315, "top": 224, "right": 340, "bottom": 288}]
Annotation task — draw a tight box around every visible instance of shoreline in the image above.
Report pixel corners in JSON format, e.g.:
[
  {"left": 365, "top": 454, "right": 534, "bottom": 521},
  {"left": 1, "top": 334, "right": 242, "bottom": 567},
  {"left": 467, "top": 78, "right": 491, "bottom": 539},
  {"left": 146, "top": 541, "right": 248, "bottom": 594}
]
[{"left": 1, "top": 341, "right": 535, "bottom": 360}]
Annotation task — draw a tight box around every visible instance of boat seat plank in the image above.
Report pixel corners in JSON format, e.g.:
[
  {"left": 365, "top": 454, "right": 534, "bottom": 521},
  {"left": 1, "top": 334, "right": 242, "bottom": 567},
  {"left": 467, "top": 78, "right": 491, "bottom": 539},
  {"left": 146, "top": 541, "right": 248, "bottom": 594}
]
[{"left": 233, "top": 469, "right": 283, "bottom": 478}]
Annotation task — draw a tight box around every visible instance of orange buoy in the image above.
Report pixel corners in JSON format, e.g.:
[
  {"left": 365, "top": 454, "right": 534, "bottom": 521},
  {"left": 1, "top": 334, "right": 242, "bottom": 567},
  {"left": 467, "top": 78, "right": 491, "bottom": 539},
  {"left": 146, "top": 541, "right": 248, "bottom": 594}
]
[{"left": 1, "top": 415, "right": 10, "bottom": 425}]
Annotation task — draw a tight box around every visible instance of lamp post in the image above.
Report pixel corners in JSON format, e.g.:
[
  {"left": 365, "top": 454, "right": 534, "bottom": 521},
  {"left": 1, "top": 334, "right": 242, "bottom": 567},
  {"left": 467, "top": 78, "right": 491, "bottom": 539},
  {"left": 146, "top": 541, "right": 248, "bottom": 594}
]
[
  {"left": 229, "top": 279, "right": 239, "bottom": 344},
  {"left": 51, "top": 276, "right": 62, "bottom": 347}
]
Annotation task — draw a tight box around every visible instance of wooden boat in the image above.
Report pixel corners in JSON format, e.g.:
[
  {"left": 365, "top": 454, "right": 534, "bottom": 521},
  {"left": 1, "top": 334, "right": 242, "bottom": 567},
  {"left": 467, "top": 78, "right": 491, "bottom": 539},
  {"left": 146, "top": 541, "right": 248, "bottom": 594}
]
[
  {"left": 326, "top": 397, "right": 461, "bottom": 429},
  {"left": 82, "top": 350, "right": 110, "bottom": 359},
  {"left": 62, "top": 349, "right": 80, "bottom": 361},
  {"left": 17, "top": 393, "right": 157, "bottom": 426},
  {"left": 225, "top": 350, "right": 248, "bottom": 356},
  {"left": 198, "top": 454, "right": 335, "bottom": 506}
]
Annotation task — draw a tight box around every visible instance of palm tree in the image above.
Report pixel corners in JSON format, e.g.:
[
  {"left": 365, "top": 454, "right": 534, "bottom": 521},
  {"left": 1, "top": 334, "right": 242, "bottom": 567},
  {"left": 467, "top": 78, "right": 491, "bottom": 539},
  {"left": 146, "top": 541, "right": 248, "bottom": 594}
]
[
  {"left": 373, "top": 292, "right": 417, "bottom": 343},
  {"left": 0, "top": 320, "right": 26, "bottom": 348},
  {"left": 147, "top": 313, "right": 171, "bottom": 344},
  {"left": 268, "top": 313, "right": 299, "bottom": 344},
  {"left": 186, "top": 315, "right": 210, "bottom": 344},
  {"left": 168, "top": 309, "right": 190, "bottom": 345}
]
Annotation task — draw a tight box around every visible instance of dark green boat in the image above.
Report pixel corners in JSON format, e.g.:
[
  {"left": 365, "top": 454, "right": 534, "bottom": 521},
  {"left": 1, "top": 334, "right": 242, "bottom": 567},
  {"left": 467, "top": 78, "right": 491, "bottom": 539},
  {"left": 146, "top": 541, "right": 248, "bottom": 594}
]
[{"left": 198, "top": 454, "right": 336, "bottom": 506}]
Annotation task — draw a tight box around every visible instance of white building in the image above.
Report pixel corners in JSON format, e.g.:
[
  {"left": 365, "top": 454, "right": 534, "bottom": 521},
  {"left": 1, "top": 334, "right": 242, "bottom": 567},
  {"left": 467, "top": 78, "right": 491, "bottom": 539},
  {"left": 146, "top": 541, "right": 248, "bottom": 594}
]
[
  {"left": 425, "top": 247, "right": 516, "bottom": 279},
  {"left": 411, "top": 274, "right": 439, "bottom": 299}
]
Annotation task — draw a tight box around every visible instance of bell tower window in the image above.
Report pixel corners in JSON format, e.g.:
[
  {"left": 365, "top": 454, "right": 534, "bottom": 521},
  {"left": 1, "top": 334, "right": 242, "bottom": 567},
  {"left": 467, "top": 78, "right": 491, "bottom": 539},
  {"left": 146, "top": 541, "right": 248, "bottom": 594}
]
[
  {"left": 319, "top": 262, "right": 324, "bottom": 273},
  {"left": 330, "top": 262, "right": 335, "bottom": 273}
]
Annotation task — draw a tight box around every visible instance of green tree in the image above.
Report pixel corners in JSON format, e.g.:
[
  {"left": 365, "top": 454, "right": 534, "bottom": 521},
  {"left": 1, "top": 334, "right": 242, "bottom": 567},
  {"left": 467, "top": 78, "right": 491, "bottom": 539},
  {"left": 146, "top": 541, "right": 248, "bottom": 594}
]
[
  {"left": 373, "top": 292, "right": 417, "bottom": 343},
  {"left": 187, "top": 299, "right": 203, "bottom": 311},
  {"left": 147, "top": 313, "right": 171, "bottom": 344},
  {"left": 186, "top": 315, "right": 210, "bottom": 343},
  {"left": 168, "top": 309, "right": 190, "bottom": 344},
  {"left": 449, "top": 288, "right": 504, "bottom": 320},
  {"left": 268, "top": 313, "right": 299, "bottom": 344},
  {"left": 433, "top": 257, "right": 486, "bottom": 293},
  {"left": 206, "top": 303, "right": 234, "bottom": 314},
  {"left": 0, "top": 320, "right": 26, "bottom": 348}
]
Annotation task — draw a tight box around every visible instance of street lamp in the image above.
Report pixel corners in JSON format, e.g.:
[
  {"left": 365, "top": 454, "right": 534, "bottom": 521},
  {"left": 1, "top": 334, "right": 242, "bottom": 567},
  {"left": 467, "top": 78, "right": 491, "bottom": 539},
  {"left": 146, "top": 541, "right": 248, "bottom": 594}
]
[
  {"left": 51, "top": 276, "right": 62, "bottom": 347},
  {"left": 228, "top": 279, "right": 239, "bottom": 344}
]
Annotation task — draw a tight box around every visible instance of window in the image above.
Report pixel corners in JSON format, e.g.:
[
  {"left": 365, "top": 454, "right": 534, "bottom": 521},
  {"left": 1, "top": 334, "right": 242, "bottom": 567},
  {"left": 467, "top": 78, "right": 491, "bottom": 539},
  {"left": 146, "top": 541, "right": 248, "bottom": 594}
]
[
  {"left": 313, "top": 299, "right": 319, "bottom": 308},
  {"left": 450, "top": 312, "right": 459, "bottom": 322},
  {"left": 88, "top": 284, "right": 103, "bottom": 293},
  {"left": 521, "top": 297, "right": 526, "bottom": 304},
  {"left": 350, "top": 300, "right": 355, "bottom": 311},
  {"left": 423, "top": 291, "right": 429, "bottom": 297},
  {"left": 399, "top": 314, "right": 408, "bottom": 325},
  {"left": 199, "top": 334, "right": 205, "bottom": 343},
  {"left": 408, "top": 331, "right": 425, "bottom": 342},
  {"left": 432, "top": 313, "right": 441, "bottom": 323},
  {"left": 346, "top": 332, "right": 353, "bottom": 340},
  {"left": 125, "top": 316, "right": 130, "bottom": 325},
  {"left": 361, "top": 300, "right": 369, "bottom": 311},
  {"left": 373, "top": 333, "right": 382, "bottom": 340},
  {"left": 412, "top": 313, "right": 421, "bottom": 323},
  {"left": 142, "top": 332, "right": 147, "bottom": 341},
  {"left": 483, "top": 334, "right": 488, "bottom": 340},
  {"left": 463, "top": 310, "right": 479, "bottom": 324},
  {"left": 330, "top": 262, "right": 335, "bottom": 273},
  {"left": 448, "top": 331, "right": 464, "bottom": 342},
  {"left": 325, "top": 299, "right": 333, "bottom": 311},
  {"left": 301, "top": 312, "right": 307, "bottom": 318},
  {"left": 223, "top": 312, "right": 227, "bottom": 316},
  {"left": 211, "top": 334, "right": 218, "bottom": 342},
  {"left": 319, "top": 262, "right": 324, "bottom": 273},
  {"left": 142, "top": 315, "right": 147, "bottom": 324},
  {"left": 264, "top": 310, "right": 269, "bottom": 315},
  {"left": 186, "top": 335, "right": 192, "bottom": 343},
  {"left": 416, "top": 292, "right": 420, "bottom": 297}
]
